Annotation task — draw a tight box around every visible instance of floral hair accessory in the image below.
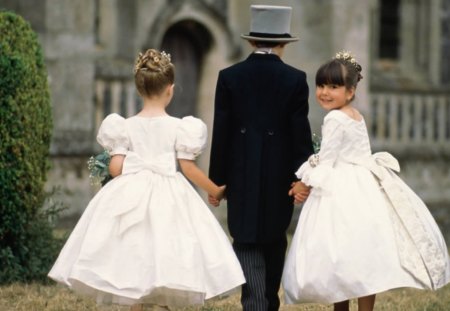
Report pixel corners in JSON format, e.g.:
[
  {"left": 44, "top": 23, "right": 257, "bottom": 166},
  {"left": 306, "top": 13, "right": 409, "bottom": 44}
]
[
  {"left": 334, "top": 50, "right": 363, "bottom": 81},
  {"left": 152, "top": 51, "right": 171, "bottom": 63},
  {"left": 134, "top": 49, "right": 172, "bottom": 74},
  {"left": 161, "top": 51, "right": 171, "bottom": 62},
  {"left": 334, "top": 50, "right": 359, "bottom": 69}
]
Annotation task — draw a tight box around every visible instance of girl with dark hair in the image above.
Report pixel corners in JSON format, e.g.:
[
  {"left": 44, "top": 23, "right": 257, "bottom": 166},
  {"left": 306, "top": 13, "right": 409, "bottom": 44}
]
[{"left": 282, "top": 51, "right": 450, "bottom": 311}]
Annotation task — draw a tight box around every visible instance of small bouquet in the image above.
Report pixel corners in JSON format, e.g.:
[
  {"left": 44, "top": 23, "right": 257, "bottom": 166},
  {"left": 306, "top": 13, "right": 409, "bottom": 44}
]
[
  {"left": 87, "top": 150, "right": 112, "bottom": 186},
  {"left": 309, "top": 133, "right": 322, "bottom": 167},
  {"left": 312, "top": 133, "right": 321, "bottom": 154}
]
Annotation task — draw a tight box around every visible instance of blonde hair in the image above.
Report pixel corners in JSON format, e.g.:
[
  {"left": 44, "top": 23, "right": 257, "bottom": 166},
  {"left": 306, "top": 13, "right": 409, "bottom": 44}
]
[{"left": 134, "top": 49, "right": 174, "bottom": 98}]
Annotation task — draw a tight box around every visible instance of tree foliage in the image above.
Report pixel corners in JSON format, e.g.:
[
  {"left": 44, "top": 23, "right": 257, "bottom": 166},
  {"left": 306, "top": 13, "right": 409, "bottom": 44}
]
[{"left": 0, "top": 10, "right": 59, "bottom": 283}]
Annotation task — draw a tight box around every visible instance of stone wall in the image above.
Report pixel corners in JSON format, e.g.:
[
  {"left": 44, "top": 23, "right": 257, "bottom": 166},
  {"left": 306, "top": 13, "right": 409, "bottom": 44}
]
[{"left": 1, "top": 0, "right": 449, "bottom": 241}]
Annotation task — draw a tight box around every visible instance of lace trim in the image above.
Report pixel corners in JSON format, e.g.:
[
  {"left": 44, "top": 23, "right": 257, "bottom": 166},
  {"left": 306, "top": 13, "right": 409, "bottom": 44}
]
[
  {"left": 381, "top": 175, "right": 447, "bottom": 289},
  {"left": 354, "top": 153, "right": 447, "bottom": 289}
]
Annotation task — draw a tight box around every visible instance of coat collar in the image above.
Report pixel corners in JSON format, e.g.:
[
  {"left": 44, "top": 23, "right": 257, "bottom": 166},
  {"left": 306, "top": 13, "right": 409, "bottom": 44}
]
[{"left": 246, "top": 53, "right": 283, "bottom": 62}]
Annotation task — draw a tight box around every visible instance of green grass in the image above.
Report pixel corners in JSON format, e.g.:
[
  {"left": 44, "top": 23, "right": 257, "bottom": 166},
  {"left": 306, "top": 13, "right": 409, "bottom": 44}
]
[
  {"left": 1, "top": 283, "right": 450, "bottom": 310},
  {"left": 3, "top": 226, "right": 447, "bottom": 310}
]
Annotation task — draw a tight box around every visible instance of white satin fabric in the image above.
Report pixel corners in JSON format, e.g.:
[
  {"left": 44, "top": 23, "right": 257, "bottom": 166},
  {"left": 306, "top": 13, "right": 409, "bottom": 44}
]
[
  {"left": 48, "top": 114, "right": 245, "bottom": 307},
  {"left": 282, "top": 110, "right": 450, "bottom": 304}
]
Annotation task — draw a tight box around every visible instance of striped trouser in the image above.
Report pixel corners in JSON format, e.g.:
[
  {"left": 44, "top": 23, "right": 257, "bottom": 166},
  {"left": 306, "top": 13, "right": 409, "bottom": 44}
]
[{"left": 233, "top": 237, "right": 288, "bottom": 311}]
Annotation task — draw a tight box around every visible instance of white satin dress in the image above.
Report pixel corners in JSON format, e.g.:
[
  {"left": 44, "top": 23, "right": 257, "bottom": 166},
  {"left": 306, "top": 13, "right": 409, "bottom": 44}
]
[
  {"left": 48, "top": 114, "right": 245, "bottom": 307},
  {"left": 282, "top": 110, "right": 450, "bottom": 304}
]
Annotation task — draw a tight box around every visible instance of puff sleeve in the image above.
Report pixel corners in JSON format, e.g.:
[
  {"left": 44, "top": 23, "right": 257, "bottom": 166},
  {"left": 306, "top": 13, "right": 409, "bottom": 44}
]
[
  {"left": 96, "top": 113, "right": 129, "bottom": 155},
  {"left": 175, "top": 116, "right": 207, "bottom": 160},
  {"left": 295, "top": 111, "right": 345, "bottom": 192}
]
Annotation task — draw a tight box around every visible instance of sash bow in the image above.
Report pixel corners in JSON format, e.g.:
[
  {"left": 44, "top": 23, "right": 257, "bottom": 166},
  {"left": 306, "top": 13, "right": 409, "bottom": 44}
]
[
  {"left": 110, "top": 151, "right": 175, "bottom": 235},
  {"left": 350, "top": 152, "right": 446, "bottom": 289}
]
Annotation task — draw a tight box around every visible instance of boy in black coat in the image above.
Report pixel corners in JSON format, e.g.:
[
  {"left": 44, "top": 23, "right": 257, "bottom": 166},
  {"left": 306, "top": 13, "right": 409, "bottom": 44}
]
[{"left": 209, "top": 5, "right": 314, "bottom": 311}]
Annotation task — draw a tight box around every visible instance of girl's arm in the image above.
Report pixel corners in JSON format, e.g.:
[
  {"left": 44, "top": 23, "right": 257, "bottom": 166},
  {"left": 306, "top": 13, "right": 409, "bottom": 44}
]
[
  {"left": 179, "top": 159, "right": 225, "bottom": 200},
  {"left": 109, "top": 154, "right": 126, "bottom": 177}
]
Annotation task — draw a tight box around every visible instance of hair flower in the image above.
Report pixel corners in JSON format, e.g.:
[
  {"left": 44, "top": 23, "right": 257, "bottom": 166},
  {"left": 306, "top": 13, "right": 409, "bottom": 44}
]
[
  {"left": 334, "top": 50, "right": 359, "bottom": 70},
  {"left": 161, "top": 51, "right": 171, "bottom": 62}
]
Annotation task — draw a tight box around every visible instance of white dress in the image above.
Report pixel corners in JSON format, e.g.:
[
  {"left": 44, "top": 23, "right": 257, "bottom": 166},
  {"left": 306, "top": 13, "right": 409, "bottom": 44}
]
[
  {"left": 282, "top": 110, "right": 450, "bottom": 304},
  {"left": 48, "top": 114, "right": 245, "bottom": 307}
]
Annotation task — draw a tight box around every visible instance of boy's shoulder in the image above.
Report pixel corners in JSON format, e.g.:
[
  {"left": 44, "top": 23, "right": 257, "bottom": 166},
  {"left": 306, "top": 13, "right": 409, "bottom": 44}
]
[
  {"left": 283, "top": 62, "right": 307, "bottom": 76},
  {"left": 220, "top": 55, "right": 306, "bottom": 77}
]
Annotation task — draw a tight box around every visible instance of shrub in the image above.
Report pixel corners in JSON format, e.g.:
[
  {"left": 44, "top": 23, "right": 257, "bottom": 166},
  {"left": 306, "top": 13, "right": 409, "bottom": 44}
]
[{"left": 0, "top": 11, "right": 59, "bottom": 283}]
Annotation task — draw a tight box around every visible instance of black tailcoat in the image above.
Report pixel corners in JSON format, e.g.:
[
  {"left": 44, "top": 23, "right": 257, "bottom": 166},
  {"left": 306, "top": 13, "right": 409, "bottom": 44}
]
[{"left": 209, "top": 53, "right": 314, "bottom": 243}]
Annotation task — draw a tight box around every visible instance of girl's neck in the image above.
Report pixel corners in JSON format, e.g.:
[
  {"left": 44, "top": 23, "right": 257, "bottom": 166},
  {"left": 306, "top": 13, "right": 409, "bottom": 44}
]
[
  {"left": 338, "top": 104, "right": 361, "bottom": 121},
  {"left": 137, "top": 97, "right": 169, "bottom": 117}
]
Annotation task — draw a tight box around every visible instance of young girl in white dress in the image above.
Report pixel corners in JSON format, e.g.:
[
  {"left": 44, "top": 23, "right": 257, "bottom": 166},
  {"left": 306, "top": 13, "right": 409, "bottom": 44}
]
[
  {"left": 48, "top": 49, "right": 245, "bottom": 311},
  {"left": 282, "top": 51, "right": 450, "bottom": 311}
]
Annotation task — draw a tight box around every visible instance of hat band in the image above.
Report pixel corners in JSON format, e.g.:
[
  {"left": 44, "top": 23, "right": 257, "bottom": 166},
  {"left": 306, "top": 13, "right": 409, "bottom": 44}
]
[{"left": 249, "top": 32, "right": 292, "bottom": 38}]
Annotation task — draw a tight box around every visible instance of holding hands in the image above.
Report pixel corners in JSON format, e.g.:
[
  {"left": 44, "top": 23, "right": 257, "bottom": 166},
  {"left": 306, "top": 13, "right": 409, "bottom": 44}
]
[
  {"left": 289, "top": 181, "right": 311, "bottom": 204},
  {"left": 208, "top": 185, "right": 226, "bottom": 207},
  {"left": 210, "top": 182, "right": 310, "bottom": 207}
]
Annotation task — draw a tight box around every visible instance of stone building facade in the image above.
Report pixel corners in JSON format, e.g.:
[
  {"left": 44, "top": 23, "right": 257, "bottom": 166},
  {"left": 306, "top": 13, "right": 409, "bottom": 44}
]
[{"left": 1, "top": 0, "right": 449, "bottom": 237}]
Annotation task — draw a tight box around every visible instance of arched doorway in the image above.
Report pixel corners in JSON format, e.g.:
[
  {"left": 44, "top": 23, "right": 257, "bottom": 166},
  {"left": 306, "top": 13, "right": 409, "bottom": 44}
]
[{"left": 161, "top": 20, "right": 212, "bottom": 118}]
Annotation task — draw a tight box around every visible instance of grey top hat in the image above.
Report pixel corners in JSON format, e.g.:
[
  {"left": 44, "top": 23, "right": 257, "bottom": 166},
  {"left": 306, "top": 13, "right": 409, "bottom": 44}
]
[{"left": 241, "top": 5, "right": 299, "bottom": 42}]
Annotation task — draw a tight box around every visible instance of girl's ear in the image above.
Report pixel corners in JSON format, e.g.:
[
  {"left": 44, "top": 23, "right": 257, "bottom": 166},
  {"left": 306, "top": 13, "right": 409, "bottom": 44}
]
[
  {"left": 167, "top": 84, "right": 175, "bottom": 97},
  {"left": 346, "top": 87, "right": 356, "bottom": 102}
]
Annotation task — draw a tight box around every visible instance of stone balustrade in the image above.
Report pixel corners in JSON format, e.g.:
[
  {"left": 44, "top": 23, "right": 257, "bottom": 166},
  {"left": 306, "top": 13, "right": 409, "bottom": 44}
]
[
  {"left": 369, "top": 91, "right": 450, "bottom": 154},
  {"left": 368, "top": 91, "right": 450, "bottom": 240},
  {"left": 94, "top": 79, "right": 139, "bottom": 132}
]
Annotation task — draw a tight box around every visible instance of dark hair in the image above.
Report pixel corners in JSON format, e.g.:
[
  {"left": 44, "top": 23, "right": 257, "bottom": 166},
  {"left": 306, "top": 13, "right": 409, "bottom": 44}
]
[
  {"left": 315, "top": 58, "right": 363, "bottom": 91},
  {"left": 253, "top": 41, "right": 285, "bottom": 48}
]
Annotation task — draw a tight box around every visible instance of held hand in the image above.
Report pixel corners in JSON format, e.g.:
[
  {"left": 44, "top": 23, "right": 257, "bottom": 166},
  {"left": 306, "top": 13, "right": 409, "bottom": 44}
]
[
  {"left": 209, "top": 185, "right": 226, "bottom": 207},
  {"left": 288, "top": 181, "right": 311, "bottom": 204},
  {"left": 215, "top": 185, "right": 227, "bottom": 201},
  {"left": 208, "top": 194, "right": 220, "bottom": 207}
]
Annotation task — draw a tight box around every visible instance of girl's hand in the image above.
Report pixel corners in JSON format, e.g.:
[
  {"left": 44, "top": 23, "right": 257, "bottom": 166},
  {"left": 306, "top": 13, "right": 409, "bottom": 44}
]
[
  {"left": 208, "top": 185, "right": 226, "bottom": 207},
  {"left": 289, "top": 181, "right": 311, "bottom": 204},
  {"left": 208, "top": 194, "right": 220, "bottom": 207}
]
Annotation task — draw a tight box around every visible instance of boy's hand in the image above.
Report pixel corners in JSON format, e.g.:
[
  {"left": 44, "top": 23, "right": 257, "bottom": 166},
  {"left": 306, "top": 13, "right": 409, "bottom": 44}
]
[{"left": 289, "top": 181, "right": 311, "bottom": 204}]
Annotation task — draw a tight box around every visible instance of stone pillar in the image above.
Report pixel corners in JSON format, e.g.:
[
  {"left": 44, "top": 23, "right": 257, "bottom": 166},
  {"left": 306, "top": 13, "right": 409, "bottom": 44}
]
[
  {"left": 43, "top": 0, "right": 97, "bottom": 217},
  {"left": 44, "top": 0, "right": 96, "bottom": 155},
  {"left": 331, "top": 0, "right": 371, "bottom": 115},
  {"left": 429, "top": 0, "right": 442, "bottom": 85},
  {"left": 400, "top": 0, "right": 417, "bottom": 74}
]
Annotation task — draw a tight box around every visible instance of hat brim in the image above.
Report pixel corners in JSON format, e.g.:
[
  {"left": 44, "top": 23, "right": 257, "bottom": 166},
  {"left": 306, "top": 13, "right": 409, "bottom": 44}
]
[{"left": 240, "top": 34, "right": 299, "bottom": 42}]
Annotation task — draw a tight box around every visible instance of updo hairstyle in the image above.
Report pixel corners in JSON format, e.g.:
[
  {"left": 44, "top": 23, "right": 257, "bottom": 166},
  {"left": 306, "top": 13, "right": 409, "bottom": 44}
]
[
  {"left": 315, "top": 51, "right": 363, "bottom": 101},
  {"left": 134, "top": 49, "right": 174, "bottom": 98}
]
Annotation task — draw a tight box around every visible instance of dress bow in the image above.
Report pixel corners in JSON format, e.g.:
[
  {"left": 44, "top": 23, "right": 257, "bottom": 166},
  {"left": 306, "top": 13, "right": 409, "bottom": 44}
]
[
  {"left": 354, "top": 152, "right": 446, "bottom": 289},
  {"left": 110, "top": 151, "right": 175, "bottom": 235}
]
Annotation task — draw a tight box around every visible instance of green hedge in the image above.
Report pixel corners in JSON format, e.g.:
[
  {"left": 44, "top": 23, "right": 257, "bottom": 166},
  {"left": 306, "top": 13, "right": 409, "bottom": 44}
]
[{"left": 0, "top": 11, "right": 59, "bottom": 283}]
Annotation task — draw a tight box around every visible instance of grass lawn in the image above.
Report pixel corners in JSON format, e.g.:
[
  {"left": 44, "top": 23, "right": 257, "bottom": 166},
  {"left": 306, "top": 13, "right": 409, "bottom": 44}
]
[
  {"left": 1, "top": 282, "right": 450, "bottom": 311},
  {"left": 3, "top": 224, "right": 448, "bottom": 310}
]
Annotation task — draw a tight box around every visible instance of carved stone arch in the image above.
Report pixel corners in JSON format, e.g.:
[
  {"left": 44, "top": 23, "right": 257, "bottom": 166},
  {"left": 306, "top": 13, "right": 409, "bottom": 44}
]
[
  {"left": 145, "top": 2, "right": 239, "bottom": 59},
  {"left": 142, "top": 2, "right": 240, "bottom": 117},
  {"left": 161, "top": 20, "right": 212, "bottom": 117}
]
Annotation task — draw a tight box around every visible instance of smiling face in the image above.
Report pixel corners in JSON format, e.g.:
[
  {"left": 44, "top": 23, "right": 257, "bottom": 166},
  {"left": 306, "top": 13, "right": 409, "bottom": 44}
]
[
  {"left": 315, "top": 84, "right": 355, "bottom": 111},
  {"left": 315, "top": 58, "right": 361, "bottom": 111}
]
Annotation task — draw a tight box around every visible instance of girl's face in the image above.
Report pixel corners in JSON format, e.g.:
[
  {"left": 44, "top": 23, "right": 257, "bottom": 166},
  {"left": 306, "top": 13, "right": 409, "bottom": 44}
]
[{"left": 315, "top": 84, "right": 355, "bottom": 111}]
